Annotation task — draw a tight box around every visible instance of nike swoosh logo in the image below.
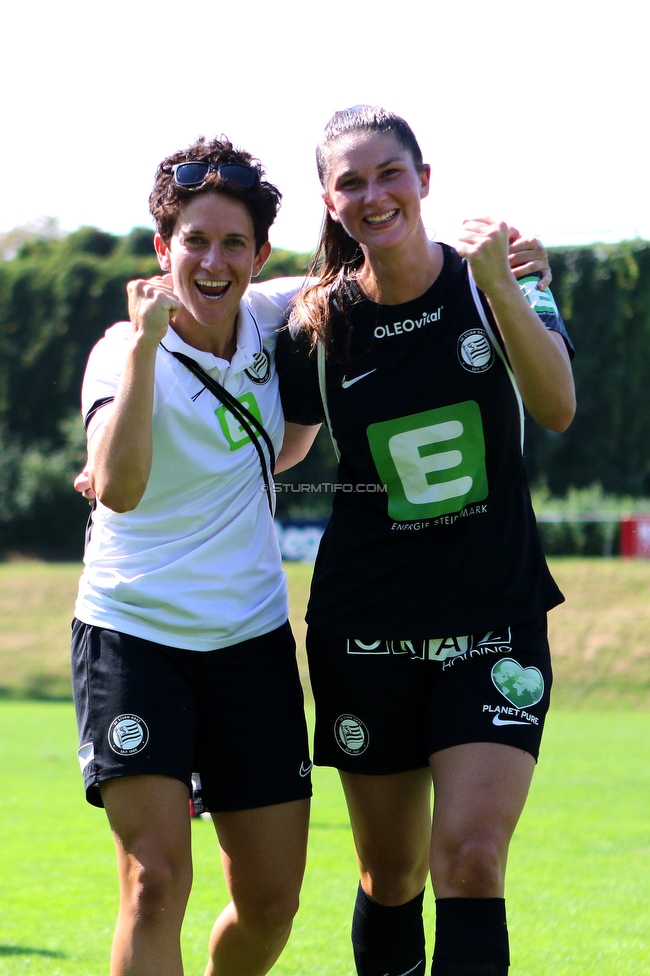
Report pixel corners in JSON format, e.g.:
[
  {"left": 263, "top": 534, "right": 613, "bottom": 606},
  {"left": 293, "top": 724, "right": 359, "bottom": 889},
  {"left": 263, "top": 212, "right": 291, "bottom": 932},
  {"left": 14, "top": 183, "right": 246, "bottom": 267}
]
[
  {"left": 383, "top": 961, "right": 425, "bottom": 976},
  {"left": 492, "top": 714, "right": 531, "bottom": 726},
  {"left": 341, "top": 369, "right": 377, "bottom": 388},
  {"left": 299, "top": 761, "right": 313, "bottom": 777}
]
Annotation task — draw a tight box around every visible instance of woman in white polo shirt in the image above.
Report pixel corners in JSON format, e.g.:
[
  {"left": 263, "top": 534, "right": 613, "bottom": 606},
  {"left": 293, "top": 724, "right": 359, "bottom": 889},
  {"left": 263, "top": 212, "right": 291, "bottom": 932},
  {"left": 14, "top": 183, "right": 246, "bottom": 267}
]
[{"left": 72, "top": 136, "right": 318, "bottom": 976}]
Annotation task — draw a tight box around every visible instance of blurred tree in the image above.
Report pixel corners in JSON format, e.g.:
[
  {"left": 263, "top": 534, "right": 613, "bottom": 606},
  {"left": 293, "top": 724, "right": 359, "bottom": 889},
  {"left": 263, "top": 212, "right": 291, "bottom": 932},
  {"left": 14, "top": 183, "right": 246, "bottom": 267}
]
[
  {"left": 0, "top": 228, "right": 159, "bottom": 447},
  {"left": 1, "top": 228, "right": 650, "bottom": 557},
  {"left": 258, "top": 247, "right": 311, "bottom": 281},
  {"left": 524, "top": 241, "right": 650, "bottom": 495}
]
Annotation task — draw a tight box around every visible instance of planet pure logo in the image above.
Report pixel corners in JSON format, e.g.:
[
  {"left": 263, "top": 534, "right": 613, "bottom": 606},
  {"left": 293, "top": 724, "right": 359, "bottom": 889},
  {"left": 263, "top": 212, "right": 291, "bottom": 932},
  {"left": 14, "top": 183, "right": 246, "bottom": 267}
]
[{"left": 491, "top": 659, "right": 544, "bottom": 709}]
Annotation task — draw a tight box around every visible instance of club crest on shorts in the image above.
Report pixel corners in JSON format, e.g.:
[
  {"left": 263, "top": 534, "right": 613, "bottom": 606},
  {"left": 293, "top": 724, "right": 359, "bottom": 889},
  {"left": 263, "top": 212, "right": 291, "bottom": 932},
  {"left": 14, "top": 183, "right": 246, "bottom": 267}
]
[
  {"left": 108, "top": 714, "right": 149, "bottom": 756},
  {"left": 245, "top": 348, "right": 271, "bottom": 384},
  {"left": 335, "top": 714, "right": 369, "bottom": 755},
  {"left": 458, "top": 330, "right": 494, "bottom": 373}
]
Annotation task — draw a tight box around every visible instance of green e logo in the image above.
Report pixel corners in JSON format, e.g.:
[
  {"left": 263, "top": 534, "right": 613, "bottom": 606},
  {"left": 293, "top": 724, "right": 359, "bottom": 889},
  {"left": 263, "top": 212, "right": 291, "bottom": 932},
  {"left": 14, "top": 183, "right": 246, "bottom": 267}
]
[
  {"left": 367, "top": 401, "right": 488, "bottom": 521},
  {"left": 215, "top": 393, "right": 262, "bottom": 451}
]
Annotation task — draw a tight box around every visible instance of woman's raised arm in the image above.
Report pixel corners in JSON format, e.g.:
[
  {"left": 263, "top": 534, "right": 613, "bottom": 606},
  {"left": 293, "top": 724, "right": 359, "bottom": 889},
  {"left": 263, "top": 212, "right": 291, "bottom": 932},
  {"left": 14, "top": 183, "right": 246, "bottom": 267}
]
[
  {"left": 88, "top": 277, "right": 179, "bottom": 511},
  {"left": 458, "top": 217, "right": 576, "bottom": 433}
]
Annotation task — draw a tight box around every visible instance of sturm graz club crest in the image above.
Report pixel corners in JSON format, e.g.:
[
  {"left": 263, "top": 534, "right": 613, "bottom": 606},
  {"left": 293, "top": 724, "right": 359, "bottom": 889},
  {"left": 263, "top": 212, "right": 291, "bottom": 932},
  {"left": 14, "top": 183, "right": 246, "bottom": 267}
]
[
  {"left": 334, "top": 714, "right": 369, "bottom": 756},
  {"left": 108, "top": 714, "right": 149, "bottom": 756},
  {"left": 245, "top": 348, "right": 271, "bottom": 384},
  {"left": 458, "top": 330, "right": 494, "bottom": 373}
]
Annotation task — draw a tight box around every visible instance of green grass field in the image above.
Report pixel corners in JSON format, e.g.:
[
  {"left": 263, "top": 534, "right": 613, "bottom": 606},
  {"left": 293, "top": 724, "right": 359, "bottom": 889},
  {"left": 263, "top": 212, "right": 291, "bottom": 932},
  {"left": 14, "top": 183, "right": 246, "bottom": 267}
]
[
  {"left": 0, "top": 559, "right": 649, "bottom": 974},
  {"left": 3, "top": 557, "right": 650, "bottom": 707},
  {"left": 0, "top": 704, "right": 648, "bottom": 975}
]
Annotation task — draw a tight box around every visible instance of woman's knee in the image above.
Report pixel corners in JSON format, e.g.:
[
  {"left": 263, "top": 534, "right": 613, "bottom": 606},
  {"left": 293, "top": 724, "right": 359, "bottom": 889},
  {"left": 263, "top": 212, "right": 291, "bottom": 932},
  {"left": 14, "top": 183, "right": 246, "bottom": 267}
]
[
  {"left": 234, "top": 887, "right": 300, "bottom": 936},
  {"left": 121, "top": 851, "right": 192, "bottom": 924},
  {"left": 437, "top": 835, "right": 504, "bottom": 897},
  {"left": 357, "top": 847, "right": 429, "bottom": 905}
]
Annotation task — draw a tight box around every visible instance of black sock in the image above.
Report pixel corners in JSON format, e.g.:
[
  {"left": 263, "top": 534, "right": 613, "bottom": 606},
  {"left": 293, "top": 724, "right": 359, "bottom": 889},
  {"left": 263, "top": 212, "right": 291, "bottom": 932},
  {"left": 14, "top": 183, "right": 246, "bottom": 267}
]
[
  {"left": 431, "top": 898, "right": 509, "bottom": 976},
  {"left": 351, "top": 884, "right": 426, "bottom": 976}
]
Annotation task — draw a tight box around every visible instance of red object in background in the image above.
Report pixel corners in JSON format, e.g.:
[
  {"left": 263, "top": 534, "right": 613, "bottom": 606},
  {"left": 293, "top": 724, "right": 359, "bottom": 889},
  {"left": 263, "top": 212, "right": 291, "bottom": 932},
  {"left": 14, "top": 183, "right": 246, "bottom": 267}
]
[{"left": 620, "top": 517, "right": 650, "bottom": 558}]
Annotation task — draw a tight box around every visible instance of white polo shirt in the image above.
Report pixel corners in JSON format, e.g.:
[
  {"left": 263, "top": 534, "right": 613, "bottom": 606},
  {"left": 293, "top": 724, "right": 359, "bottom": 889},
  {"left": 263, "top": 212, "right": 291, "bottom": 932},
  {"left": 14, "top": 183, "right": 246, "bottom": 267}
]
[{"left": 75, "top": 277, "right": 302, "bottom": 651}]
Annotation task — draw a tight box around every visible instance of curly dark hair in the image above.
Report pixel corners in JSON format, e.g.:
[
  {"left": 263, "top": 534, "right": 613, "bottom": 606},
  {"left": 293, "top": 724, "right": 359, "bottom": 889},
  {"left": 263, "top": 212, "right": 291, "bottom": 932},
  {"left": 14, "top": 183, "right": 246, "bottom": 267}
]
[{"left": 149, "top": 135, "right": 282, "bottom": 251}]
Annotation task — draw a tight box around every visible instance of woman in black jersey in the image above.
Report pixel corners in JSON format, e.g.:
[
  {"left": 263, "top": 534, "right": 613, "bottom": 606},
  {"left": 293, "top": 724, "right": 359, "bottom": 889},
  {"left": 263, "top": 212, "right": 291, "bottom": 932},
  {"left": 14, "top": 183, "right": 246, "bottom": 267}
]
[{"left": 276, "top": 106, "right": 575, "bottom": 976}]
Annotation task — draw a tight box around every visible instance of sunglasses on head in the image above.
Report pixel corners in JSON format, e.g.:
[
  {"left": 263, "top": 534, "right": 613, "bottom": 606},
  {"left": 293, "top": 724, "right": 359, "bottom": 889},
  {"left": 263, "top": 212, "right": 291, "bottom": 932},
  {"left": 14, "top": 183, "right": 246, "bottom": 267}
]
[{"left": 170, "top": 161, "right": 260, "bottom": 190}]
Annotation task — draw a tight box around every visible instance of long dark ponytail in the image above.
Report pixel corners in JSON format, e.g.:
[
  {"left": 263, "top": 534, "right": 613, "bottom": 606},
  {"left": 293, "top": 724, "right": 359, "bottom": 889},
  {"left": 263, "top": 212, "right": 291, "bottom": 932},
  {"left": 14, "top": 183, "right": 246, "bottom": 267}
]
[{"left": 291, "top": 105, "right": 425, "bottom": 351}]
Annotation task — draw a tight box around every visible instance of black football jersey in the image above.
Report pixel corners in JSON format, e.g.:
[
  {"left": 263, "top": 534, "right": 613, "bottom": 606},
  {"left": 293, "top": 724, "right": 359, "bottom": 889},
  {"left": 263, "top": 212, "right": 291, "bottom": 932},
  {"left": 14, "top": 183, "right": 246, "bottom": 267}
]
[{"left": 277, "top": 244, "right": 570, "bottom": 637}]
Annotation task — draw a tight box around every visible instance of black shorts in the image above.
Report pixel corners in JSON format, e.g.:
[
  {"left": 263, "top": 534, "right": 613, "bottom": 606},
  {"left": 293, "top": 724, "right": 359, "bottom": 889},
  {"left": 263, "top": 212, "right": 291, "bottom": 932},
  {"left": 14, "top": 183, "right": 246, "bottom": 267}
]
[
  {"left": 306, "top": 616, "right": 552, "bottom": 774},
  {"left": 72, "top": 619, "right": 312, "bottom": 811}
]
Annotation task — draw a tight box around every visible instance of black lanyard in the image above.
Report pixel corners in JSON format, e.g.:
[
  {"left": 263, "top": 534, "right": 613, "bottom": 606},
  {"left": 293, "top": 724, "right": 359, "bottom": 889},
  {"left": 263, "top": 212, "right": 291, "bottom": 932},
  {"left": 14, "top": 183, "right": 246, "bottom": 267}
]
[{"left": 163, "top": 345, "right": 276, "bottom": 515}]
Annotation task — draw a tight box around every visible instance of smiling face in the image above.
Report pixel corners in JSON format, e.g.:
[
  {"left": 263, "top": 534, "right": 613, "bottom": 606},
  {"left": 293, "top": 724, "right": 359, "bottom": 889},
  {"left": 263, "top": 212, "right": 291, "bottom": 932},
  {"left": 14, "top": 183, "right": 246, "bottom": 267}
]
[
  {"left": 322, "top": 130, "right": 430, "bottom": 256},
  {"left": 154, "top": 192, "right": 270, "bottom": 337}
]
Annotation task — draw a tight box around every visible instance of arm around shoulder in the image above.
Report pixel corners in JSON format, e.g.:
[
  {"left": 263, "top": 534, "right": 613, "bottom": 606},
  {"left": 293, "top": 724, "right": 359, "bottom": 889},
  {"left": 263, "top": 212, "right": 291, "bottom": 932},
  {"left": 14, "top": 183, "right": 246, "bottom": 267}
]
[{"left": 275, "top": 422, "right": 321, "bottom": 473}]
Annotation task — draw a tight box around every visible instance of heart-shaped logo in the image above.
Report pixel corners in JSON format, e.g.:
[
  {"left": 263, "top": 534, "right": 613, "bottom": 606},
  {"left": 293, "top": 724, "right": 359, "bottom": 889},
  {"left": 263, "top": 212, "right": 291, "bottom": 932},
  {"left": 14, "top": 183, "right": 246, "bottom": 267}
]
[{"left": 491, "top": 658, "right": 544, "bottom": 708}]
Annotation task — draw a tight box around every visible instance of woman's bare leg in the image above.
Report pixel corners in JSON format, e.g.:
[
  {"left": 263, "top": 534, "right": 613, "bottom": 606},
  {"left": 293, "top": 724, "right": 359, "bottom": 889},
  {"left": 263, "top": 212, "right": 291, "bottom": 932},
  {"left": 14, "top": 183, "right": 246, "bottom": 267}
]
[
  {"left": 428, "top": 742, "right": 536, "bottom": 975},
  {"left": 340, "top": 769, "right": 432, "bottom": 904},
  {"left": 429, "top": 742, "right": 535, "bottom": 898},
  {"left": 204, "top": 797, "right": 310, "bottom": 976},
  {"left": 101, "top": 775, "right": 193, "bottom": 976},
  {"left": 339, "top": 769, "right": 432, "bottom": 976}
]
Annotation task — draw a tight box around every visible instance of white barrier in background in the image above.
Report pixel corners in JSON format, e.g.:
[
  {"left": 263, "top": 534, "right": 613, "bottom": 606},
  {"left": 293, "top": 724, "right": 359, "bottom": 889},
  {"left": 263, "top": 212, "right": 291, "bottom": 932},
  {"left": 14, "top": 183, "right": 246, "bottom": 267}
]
[
  {"left": 276, "top": 515, "right": 650, "bottom": 560},
  {"left": 274, "top": 520, "right": 327, "bottom": 562}
]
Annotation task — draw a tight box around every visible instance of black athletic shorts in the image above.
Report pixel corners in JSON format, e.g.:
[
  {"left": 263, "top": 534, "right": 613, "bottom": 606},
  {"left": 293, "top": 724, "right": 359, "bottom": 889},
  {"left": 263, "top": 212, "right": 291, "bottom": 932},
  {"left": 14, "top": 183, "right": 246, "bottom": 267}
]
[
  {"left": 71, "top": 619, "right": 312, "bottom": 811},
  {"left": 306, "top": 615, "right": 552, "bottom": 773}
]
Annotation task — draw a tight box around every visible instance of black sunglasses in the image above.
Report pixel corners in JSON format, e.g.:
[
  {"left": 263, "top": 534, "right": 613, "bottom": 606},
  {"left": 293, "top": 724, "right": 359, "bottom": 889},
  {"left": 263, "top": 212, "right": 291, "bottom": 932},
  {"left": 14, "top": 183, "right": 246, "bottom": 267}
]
[{"left": 170, "top": 161, "right": 260, "bottom": 190}]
